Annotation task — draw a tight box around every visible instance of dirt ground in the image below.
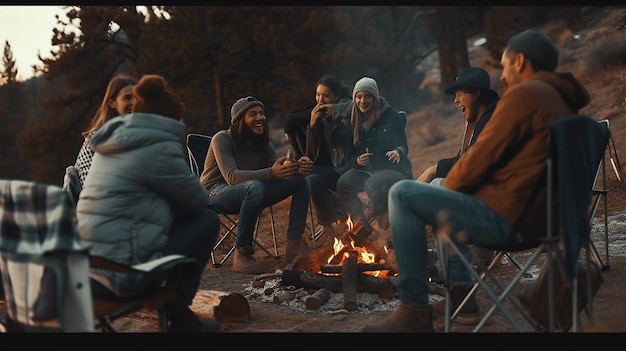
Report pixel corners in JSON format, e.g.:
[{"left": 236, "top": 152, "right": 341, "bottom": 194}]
[
  {"left": 190, "top": 7, "right": 626, "bottom": 335},
  {"left": 101, "top": 214, "right": 626, "bottom": 335},
  {"left": 3, "top": 7, "right": 626, "bottom": 339}
]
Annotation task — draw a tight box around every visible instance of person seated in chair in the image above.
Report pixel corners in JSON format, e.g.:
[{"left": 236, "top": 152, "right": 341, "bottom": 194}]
[
  {"left": 76, "top": 74, "right": 221, "bottom": 333},
  {"left": 284, "top": 75, "right": 351, "bottom": 238},
  {"left": 319, "top": 77, "right": 413, "bottom": 236},
  {"left": 358, "top": 29, "right": 591, "bottom": 332},
  {"left": 200, "top": 96, "right": 313, "bottom": 273}
]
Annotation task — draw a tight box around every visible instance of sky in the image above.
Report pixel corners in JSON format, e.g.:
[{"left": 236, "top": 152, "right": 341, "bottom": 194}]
[{"left": 0, "top": 5, "right": 68, "bottom": 81}]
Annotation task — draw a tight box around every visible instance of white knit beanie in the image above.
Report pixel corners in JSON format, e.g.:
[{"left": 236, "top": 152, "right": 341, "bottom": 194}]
[{"left": 352, "top": 77, "right": 380, "bottom": 101}]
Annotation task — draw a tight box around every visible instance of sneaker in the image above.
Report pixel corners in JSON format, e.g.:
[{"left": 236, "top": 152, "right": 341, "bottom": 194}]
[
  {"left": 166, "top": 306, "right": 221, "bottom": 333},
  {"left": 432, "top": 283, "right": 480, "bottom": 329},
  {"left": 233, "top": 246, "right": 269, "bottom": 274}
]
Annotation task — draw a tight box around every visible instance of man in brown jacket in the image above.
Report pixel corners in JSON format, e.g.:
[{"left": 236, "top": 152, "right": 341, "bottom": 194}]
[{"left": 358, "top": 29, "right": 591, "bottom": 332}]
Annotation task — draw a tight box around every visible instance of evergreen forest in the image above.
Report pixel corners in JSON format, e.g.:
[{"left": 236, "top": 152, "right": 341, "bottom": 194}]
[{"left": 0, "top": 6, "right": 584, "bottom": 184}]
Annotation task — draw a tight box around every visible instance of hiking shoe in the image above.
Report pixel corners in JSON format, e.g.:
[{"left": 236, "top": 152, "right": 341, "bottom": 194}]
[
  {"left": 285, "top": 239, "right": 313, "bottom": 264},
  {"left": 233, "top": 246, "right": 269, "bottom": 274},
  {"left": 357, "top": 302, "right": 433, "bottom": 333},
  {"left": 166, "top": 306, "right": 221, "bottom": 333},
  {"left": 433, "top": 283, "right": 480, "bottom": 329}
]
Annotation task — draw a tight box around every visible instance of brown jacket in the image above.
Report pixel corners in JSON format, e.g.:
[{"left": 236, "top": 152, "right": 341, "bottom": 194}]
[{"left": 443, "top": 71, "right": 590, "bottom": 241}]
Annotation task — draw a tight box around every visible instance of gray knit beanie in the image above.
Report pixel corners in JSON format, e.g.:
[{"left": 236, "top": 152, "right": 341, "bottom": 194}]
[
  {"left": 230, "top": 96, "right": 264, "bottom": 125},
  {"left": 507, "top": 29, "right": 559, "bottom": 72},
  {"left": 352, "top": 77, "right": 380, "bottom": 101}
]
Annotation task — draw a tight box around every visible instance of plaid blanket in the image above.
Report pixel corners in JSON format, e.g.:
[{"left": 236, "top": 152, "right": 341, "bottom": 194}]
[{"left": 0, "top": 179, "right": 90, "bottom": 255}]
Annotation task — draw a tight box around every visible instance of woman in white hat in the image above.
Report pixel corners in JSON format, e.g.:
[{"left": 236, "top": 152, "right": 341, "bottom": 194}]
[{"left": 320, "top": 76, "right": 413, "bottom": 235}]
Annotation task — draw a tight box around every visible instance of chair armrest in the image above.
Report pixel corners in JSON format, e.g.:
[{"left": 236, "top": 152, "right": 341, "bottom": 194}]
[
  {"left": 132, "top": 255, "right": 196, "bottom": 273},
  {"left": 89, "top": 254, "right": 196, "bottom": 274}
]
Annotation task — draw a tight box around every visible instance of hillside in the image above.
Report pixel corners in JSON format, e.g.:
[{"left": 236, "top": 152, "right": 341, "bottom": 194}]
[{"left": 3, "top": 6, "right": 624, "bottom": 335}]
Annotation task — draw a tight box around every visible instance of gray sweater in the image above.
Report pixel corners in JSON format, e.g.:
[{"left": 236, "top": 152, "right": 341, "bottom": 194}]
[{"left": 200, "top": 129, "right": 278, "bottom": 192}]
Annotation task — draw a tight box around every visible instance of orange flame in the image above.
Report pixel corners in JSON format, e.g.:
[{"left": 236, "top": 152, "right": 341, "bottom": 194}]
[
  {"left": 325, "top": 236, "right": 389, "bottom": 277},
  {"left": 321, "top": 214, "right": 395, "bottom": 278},
  {"left": 346, "top": 215, "right": 354, "bottom": 232}
]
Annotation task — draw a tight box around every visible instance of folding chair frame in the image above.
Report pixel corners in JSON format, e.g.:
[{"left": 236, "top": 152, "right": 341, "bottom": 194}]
[
  {"left": 436, "top": 114, "right": 608, "bottom": 333},
  {"left": 436, "top": 237, "right": 547, "bottom": 332},
  {"left": 0, "top": 180, "right": 198, "bottom": 333},
  {"left": 209, "top": 206, "right": 278, "bottom": 268},
  {"left": 587, "top": 119, "right": 611, "bottom": 270}
]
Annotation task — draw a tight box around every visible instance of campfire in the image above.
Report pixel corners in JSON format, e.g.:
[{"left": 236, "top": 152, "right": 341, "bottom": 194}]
[
  {"left": 276, "top": 216, "right": 398, "bottom": 311},
  {"left": 288, "top": 215, "right": 395, "bottom": 276},
  {"left": 244, "top": 216, "right": 447, "bottom": 314},
  {"left": 319, "top": 216, "right": 393, "bottom": 279}
]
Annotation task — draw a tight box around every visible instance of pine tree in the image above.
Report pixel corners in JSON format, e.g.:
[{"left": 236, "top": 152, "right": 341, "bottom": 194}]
[{"left": 1, "top": 40, "right": 19, "bottom": 85}]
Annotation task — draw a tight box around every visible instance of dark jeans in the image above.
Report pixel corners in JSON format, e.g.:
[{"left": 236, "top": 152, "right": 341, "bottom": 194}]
[
  {"left": 337, "top": 168, "right": 409, "bottom": 223},
  {"left": 162, "top": 208, "right": 220, "bottom": 307},
  {"left": 308, "top": 172, "right": 344, "bottom": 225},
  {"left": 388, "top": 180, "right": 512, "bottom": 308},
  {"left": 336, "top": 169, "right": 371, "bottom": 223},
  {"left": 207, "top": 176, "right": 311, "bottom": 246}
]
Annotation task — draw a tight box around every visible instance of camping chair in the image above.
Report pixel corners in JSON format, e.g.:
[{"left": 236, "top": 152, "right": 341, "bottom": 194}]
[
  {"left": 435, "top": 114, "right": 609, "bottom": 332},
  {"left": 0, "top": 179, "right": 197, "bottom": 332},
  {"left": 587, "top": 119, "right": 619, "bottom": 270},
  {"left": 185, "top": 133, "right": 279, "bottom": 268}
]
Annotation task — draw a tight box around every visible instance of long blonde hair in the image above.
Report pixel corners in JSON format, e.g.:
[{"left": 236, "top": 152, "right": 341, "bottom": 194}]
[
  {"left": 82, "top": 74, "right": 137, "bottom": 138},
  {"left": 350, "top": 98, "right": 380, "bottom": 145}
]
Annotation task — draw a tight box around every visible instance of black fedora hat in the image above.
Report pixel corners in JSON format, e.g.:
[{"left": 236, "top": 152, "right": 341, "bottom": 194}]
[{"left": 444, "top": 67, "right": 497, "bottom": 98}]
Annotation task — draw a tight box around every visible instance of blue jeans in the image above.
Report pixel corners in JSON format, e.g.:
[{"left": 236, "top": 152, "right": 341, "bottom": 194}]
[
  {"left": 388, "top": 180, "right": 513, "bottom": 308},
  {"left": 207, "top": 176, "right": 311, "bottom": 247}
]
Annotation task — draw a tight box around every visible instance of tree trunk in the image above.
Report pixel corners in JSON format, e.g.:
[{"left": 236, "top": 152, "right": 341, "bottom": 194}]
[{"left": 434, "top": 6, "right": 470, "bottom": 94}]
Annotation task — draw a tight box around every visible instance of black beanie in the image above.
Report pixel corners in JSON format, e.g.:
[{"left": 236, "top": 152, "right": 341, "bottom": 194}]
[{"left": 507, "top": 29, "right": 559, "bottom": 72}]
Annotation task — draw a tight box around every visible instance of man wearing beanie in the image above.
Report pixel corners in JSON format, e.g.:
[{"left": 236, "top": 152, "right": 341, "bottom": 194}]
[
  {"left": 77, "top": 74, "right": 221, "bottom": 333},
  {"left": 360, "top": 28, "right": 590, "bottom": 332},
  {"left": 200, "top": 96, "right": 313, "bottom": 273},
  {"left": 318, "top": 76, "right": 413, "bottom": 235}
]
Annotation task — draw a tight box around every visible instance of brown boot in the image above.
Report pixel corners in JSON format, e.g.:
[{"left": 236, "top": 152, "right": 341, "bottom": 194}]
[
  {"left": 284, "top": 239, "right": 312, "bottom": 264},
  {"left": 233, "top": 246, "right": 269, "bottom": 274},
  {"left": 357, "top": 302, "right": 434, "bottom": 332},
  {"left": 432, "top": 283, "right": 480, "bottom": 330}
]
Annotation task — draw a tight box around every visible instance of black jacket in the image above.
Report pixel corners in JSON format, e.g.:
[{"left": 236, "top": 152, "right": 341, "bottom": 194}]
[{"left": 436, "top": 97, "right": 500, "bottom": 178}]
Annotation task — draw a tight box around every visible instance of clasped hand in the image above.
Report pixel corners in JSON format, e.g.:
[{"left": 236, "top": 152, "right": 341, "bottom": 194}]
[{"left": 272, "top": 156, "right": 313, "bottom": 179}]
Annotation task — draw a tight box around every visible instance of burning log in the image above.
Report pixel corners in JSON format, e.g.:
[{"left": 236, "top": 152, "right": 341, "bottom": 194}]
[
  {"left": 305, "top": 288, "right": 332, "bottom": 310},
  {"left": 328, "top": 246, "right": 351, "bottom": 265},
  {"left": 320, "top": 263, "right": 391, "bottom": 274},
  {"left": 191, "top": 290, "right": 250, "bottom": 322},
  {"left": 281, "top": 269, "right": 395, "bottom": 294},
  {"left": 342, "top": 251, "right": 358, "bottom": 311}
]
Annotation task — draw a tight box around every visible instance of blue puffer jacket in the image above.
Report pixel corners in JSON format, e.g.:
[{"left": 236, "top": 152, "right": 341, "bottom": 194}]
[{"left": 76, "top": 112, "right": 208, "bottom": 296}]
